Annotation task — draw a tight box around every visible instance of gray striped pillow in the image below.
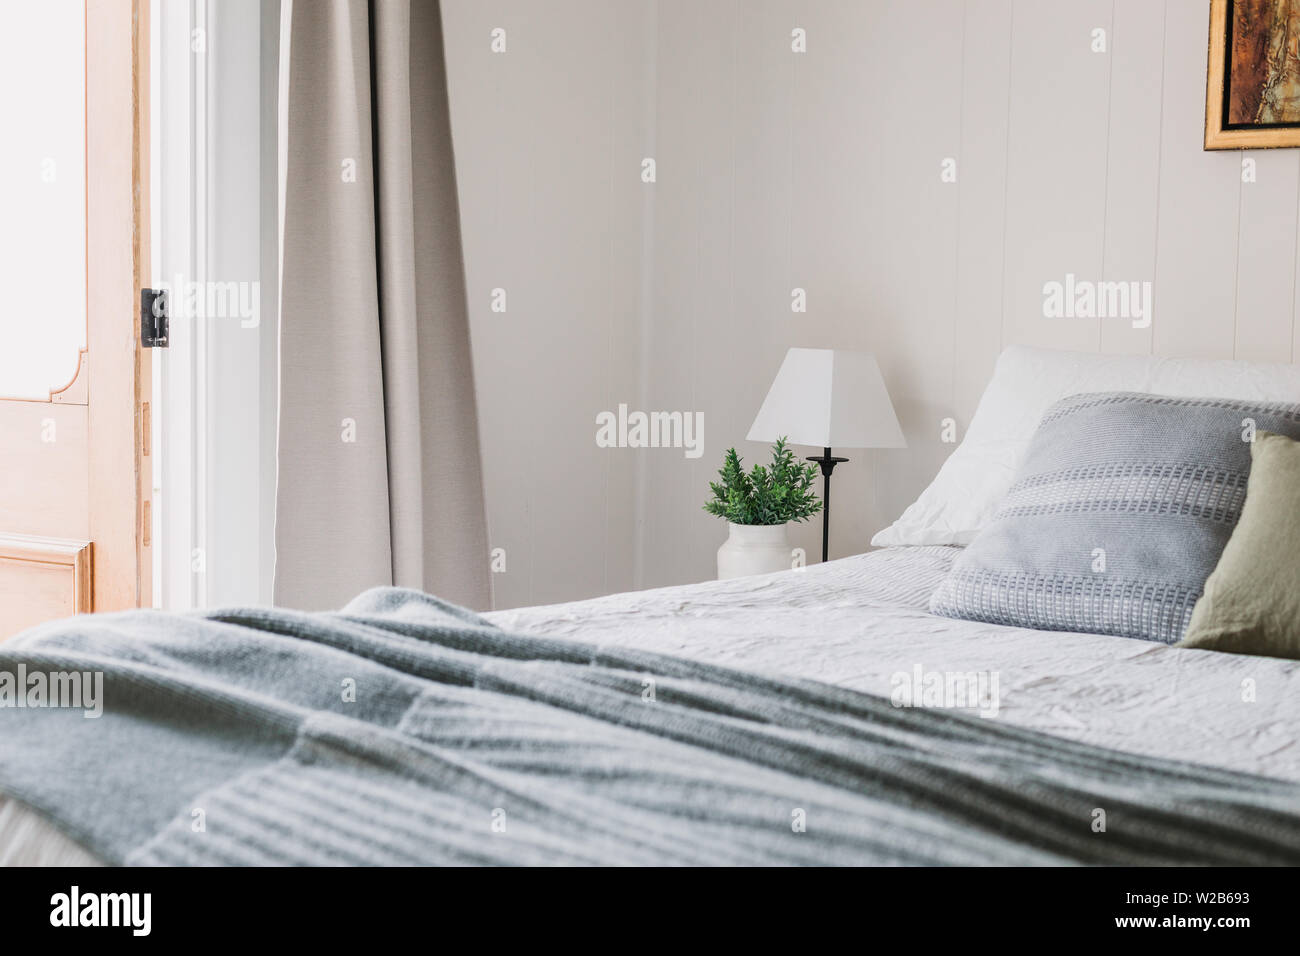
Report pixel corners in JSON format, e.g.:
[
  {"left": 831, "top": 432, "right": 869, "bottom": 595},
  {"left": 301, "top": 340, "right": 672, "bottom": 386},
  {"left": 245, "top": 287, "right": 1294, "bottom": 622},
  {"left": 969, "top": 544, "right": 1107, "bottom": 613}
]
[{"left": 929, "top": 392, "right": 1300, "bottom": 644}]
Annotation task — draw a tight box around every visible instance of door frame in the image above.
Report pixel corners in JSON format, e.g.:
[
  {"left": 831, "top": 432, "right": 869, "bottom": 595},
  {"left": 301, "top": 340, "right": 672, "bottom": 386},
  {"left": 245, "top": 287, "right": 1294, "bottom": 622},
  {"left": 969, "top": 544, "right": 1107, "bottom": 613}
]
[
  {"left": 86, "top": 0, "right": 152, "bottom": 611},
  {"left": 151, "top": 0, "right": 279, "bottom": 611}
]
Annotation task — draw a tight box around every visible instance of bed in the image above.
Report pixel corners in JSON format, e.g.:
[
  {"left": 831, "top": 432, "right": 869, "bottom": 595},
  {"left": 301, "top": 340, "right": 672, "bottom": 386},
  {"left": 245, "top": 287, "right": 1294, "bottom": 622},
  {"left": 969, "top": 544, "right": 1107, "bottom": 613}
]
[
  {"left": 2, "top": 544, "right": 1298, "bottom": 866},
  {"left": 4, "top": 345, "right": 1300, "bottom": 866},
  {"left": 492, "top": 545, "right": 1300, "bottom": 781}
]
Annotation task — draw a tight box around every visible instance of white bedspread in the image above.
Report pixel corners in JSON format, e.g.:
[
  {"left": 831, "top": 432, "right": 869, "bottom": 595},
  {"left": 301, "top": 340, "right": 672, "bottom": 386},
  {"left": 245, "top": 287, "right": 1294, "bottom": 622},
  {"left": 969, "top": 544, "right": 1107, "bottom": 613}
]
[{"left": 488, "top": 546, "right": 1300, "bottom": 783}]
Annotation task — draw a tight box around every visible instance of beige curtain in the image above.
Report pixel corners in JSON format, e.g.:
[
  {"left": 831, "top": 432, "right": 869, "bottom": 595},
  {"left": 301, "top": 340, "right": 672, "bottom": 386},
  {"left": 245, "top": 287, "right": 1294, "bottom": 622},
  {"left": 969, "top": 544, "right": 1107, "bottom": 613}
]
[{"left": 275, "top": 0, "right": 489, "bottom": 610}]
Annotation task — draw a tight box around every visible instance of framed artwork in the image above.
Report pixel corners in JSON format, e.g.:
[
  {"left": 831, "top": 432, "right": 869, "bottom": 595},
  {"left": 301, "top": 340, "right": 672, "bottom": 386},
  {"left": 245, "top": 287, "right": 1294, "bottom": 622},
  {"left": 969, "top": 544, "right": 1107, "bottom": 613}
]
[{"left": 1206, "top": 0, "right": 1300, "bottom": 149}]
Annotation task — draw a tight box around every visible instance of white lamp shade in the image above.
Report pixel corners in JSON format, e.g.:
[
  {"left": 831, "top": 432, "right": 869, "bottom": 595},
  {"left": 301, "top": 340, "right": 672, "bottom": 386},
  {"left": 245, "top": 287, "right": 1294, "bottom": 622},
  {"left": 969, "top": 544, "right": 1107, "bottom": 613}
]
[{"left": 746, "top": 348, "right": 906, "bottom": 449}]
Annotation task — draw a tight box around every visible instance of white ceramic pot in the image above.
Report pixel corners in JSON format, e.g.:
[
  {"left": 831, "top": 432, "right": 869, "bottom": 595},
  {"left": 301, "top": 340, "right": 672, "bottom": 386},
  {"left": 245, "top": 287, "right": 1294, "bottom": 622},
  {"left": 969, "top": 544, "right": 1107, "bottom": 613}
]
[{"left": 716, "top": 522, "right": 792, "bottom": 580}]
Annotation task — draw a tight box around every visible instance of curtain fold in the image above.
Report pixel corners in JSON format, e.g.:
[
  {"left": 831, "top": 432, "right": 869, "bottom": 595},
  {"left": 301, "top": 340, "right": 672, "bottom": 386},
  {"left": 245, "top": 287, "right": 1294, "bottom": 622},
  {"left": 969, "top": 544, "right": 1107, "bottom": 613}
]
[{"left": 275, "top": 0, "right": 490, "bottom": 611}]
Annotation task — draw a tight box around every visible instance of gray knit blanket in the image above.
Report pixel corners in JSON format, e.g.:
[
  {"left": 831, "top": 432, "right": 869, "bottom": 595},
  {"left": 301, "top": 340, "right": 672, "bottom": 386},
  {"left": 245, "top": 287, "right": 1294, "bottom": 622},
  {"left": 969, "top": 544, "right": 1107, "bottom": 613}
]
[{"left": 1, "top": 587, "right": 1298, "bottom": 866}]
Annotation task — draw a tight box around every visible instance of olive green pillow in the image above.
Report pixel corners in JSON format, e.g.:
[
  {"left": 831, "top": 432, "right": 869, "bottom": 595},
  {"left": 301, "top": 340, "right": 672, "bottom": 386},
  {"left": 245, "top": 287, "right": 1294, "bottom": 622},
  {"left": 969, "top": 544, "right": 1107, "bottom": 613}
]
[{"left": 1179, "top": 431, "right": 1300, "bottom": 660}]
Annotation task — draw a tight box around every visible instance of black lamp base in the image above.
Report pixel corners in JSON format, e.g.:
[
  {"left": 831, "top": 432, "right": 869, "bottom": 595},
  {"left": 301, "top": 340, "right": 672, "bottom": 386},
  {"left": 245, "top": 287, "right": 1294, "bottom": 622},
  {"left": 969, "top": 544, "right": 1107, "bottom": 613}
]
[{"left": 806, "top": 447, "right": 849, "bottom": 563}]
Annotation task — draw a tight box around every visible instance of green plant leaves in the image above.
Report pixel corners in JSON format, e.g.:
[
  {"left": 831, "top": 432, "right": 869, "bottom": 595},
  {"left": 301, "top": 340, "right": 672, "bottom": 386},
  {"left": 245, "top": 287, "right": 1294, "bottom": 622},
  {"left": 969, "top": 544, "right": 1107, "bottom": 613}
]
[{"left": 702, "top": 436, "right": 823, "bottom": 525}]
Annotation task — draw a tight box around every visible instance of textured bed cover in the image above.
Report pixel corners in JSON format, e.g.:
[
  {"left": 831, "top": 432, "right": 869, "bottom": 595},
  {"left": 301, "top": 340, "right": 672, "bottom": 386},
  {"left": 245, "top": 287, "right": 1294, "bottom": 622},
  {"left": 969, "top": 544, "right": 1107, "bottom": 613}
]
[
  {"left": 2, "top": 546, "right": 1297, "bottom": 865},
  {"left": 491, "top": 546, "right": 1300, "bottom": 782}
]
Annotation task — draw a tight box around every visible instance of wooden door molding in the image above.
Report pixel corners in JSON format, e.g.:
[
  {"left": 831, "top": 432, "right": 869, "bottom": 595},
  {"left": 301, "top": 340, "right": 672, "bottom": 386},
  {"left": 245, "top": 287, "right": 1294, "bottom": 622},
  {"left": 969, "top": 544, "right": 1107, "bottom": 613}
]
[
  {"left": 0, "top": 533, "right": 92, "bottom": 640},
  {"left": 4, "top": 349, "right": 90, "bottom": 405},
  {"left": 85, "top": 0, "right": 151, "bottom": 613},
  {"left": 50, "top": 350, "right": 90, "bottom": 404}
]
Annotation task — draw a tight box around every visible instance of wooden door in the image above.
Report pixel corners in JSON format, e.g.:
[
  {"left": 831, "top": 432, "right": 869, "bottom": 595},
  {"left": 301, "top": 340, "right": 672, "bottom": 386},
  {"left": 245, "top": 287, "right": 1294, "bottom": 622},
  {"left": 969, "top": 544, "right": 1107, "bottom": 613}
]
[{"left": 0, "top": 0, "right": 151, "bottom": 639}]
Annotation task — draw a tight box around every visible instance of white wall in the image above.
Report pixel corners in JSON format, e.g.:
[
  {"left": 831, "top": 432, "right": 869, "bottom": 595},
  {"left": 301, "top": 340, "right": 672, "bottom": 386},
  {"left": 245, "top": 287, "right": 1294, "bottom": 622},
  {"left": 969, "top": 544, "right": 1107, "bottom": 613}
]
[
  {"left": 445, "top": 0, "right": 1300, "bottom": 609},
  {"left": 444, "top": 0, "right": 651, "bottom": 608}
]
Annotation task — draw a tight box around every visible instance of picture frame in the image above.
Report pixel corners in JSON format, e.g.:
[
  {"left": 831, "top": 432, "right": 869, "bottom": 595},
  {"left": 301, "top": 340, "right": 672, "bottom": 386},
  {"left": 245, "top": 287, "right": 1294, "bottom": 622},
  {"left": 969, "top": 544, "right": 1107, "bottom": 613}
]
[{"left": 1205, "top": 0, "right": 1300, "bottom": 149}]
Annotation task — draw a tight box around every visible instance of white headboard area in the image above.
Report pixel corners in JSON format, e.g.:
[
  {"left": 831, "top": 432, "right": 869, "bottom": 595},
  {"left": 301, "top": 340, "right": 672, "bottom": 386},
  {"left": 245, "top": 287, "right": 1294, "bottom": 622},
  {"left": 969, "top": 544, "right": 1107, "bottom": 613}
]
[{"left": 444, "top": 0, "right": 1300, "bottom": 609}]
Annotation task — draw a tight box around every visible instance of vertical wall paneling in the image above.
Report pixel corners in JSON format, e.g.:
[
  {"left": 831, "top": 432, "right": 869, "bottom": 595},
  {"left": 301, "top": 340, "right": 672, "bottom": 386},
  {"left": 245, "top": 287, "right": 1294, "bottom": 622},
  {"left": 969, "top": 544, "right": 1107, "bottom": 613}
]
[
  {"left": 1000, "top": 0, "right": 1113, "bottom": 353},
  {"left": 779, "top": 0, "right": 886, "bottom": 559},
  {"left": 1152, "top": 0, "right": 1240, "bottom": 358},
  {"left": 953, "top": 0, "right": 1014, "bottom": 423},
  {"left": 525, "top": 3, "right": 615, "bottom": 605},
  {"left": 640, "top": 0, "right": 705, "bottom": 588},
  {"left": 445, "top": 1, "right": 529, "bottom": 608},
  {"left": 446, "top": 0, "right": 647, "bottom": 607},
  {"left": 726, "top": 0, "right": 809, "bottom": 567},
  {"left": 1099, "top": 0, "right": 1165, "bottom": 356},
  {"left": 676, "top": 0, "right": 740, "bottom": 578},
  {"left": 601, "top": 0, "right": 649, "bottom": 598},
  {"left": 1235, "top": 151, "right": 1300, "bottom": 362},
  {"left": 447, "top": 0, "right": 1300, "bottom": 607},
  {"left": 1294, "top": 156, "right": 1300, "bottom": 363},
  {"left": 869, "top": 0, "right": 967, "bottom": 552}
]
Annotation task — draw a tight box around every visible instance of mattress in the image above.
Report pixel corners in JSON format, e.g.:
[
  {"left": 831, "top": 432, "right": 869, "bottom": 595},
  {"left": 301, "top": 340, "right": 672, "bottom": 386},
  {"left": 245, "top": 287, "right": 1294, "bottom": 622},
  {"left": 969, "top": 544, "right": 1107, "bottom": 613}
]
[{"left": 4, "top": 544, "right": 1296, "bottom": 865}]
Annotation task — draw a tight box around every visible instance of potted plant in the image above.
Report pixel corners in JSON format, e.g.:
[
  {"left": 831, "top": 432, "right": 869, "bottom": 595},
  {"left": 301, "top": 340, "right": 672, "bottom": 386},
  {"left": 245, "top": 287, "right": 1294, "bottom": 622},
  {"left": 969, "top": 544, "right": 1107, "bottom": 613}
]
[{"left": 704, "top": 437, "right": 822, "bottom": 579}]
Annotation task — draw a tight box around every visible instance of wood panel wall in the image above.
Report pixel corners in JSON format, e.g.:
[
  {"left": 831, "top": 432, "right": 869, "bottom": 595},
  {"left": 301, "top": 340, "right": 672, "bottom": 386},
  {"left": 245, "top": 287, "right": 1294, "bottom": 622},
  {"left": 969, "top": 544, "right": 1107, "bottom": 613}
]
[{"left": 445, "top": 0, "right": 1300, "bottom": 608}]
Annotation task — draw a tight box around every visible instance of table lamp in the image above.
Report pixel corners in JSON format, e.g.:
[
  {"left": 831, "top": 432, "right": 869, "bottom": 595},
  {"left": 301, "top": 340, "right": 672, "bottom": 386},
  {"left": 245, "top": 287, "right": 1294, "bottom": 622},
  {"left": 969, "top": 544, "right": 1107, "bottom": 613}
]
[{"left": 747, "top": 348, "right": 906, "bottom": 563}]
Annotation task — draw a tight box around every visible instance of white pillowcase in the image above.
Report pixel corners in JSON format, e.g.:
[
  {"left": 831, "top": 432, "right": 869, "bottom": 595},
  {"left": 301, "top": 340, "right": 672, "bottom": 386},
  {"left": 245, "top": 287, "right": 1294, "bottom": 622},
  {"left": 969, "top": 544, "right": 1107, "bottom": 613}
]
[{"left": 871, "top": 345, "right": 1300, "bottom": 547}]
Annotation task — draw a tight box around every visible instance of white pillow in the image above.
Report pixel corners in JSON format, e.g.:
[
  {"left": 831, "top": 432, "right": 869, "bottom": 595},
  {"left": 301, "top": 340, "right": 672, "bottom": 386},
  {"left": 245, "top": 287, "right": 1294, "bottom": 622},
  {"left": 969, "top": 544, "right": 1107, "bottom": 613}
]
[{"left": 872, "top": 345, "right": 1300, "bottom": 547}]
